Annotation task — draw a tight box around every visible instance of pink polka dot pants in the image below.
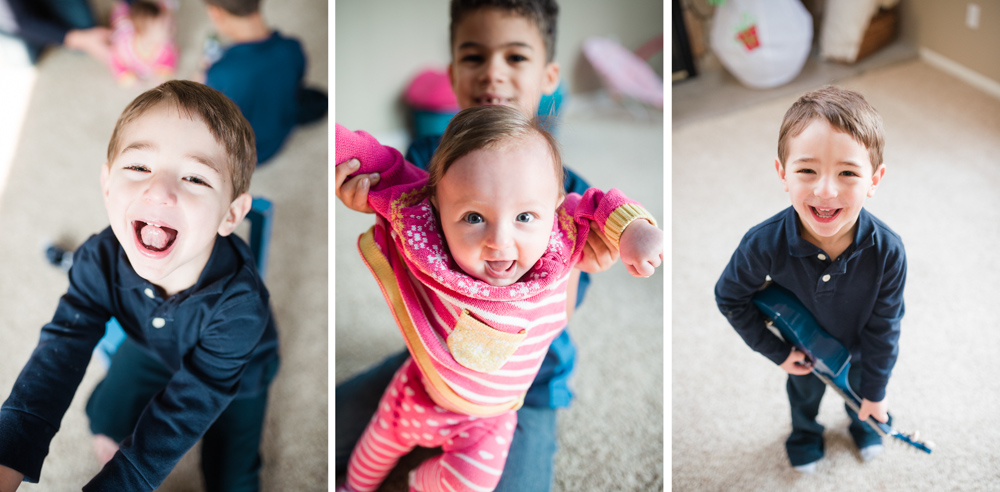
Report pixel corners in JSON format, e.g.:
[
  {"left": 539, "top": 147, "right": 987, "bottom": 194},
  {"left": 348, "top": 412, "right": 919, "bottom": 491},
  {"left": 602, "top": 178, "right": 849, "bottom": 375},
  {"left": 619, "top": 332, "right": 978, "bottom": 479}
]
[{"left": 345, "top": 358, "right": 517, "bottom": 492}]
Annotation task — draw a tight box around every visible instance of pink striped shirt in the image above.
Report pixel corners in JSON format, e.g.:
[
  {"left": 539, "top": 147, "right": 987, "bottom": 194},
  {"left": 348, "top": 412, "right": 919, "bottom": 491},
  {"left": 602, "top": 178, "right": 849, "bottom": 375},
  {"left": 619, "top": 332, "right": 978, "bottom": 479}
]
[{"left": 337, "top": 125, "right": 651, "bottom": 413}]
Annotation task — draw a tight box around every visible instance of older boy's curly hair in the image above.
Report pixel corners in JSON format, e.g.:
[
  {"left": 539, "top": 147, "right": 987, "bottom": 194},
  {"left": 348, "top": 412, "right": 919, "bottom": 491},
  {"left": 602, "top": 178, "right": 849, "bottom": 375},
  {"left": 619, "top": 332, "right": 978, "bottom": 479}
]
[
  {"left": 427, "top": 105, "right": 563, "bottom": 201},
  {"left": 778, "top": 86, "right": 885, "bottom": 173},
  {"left": 203, "top": 0, "right": 259, "bottom": 17},
  {"left": 450, "top": 0, "right": 559, "bottom": 62},
  {"left": 106, "top": 80, "right": 257, "bottom": 199}
]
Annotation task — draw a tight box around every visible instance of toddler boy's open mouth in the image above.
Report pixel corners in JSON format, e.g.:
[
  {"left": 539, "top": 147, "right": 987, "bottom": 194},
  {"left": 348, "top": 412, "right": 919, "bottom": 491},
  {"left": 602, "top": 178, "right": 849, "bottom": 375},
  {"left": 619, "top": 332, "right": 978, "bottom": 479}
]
[
  {"left": 134, "top": 220, "right": 178, "bottom": 253},
  {"left": 810, "top": 206, "right": 842, "bottom": 223}
]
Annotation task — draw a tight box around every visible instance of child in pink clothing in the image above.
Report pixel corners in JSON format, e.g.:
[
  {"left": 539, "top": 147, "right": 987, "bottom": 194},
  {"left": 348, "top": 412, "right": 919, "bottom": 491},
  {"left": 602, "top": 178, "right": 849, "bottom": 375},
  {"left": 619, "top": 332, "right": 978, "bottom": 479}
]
[
  {"left": 109, "top": 0, "right": 178, "bottom": 87},
  {"left": 336, "top": 105, "right": 662, "bottom": 492}
]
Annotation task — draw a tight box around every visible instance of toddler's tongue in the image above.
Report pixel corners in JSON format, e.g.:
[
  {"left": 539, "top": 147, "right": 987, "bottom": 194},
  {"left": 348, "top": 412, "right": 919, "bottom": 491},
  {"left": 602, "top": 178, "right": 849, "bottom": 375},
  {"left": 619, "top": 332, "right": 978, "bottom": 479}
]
[
  {"left": 140, "top": 223, "right": 170, "bottom": 250},
  {"left": 814, "top": 207, "right": 838, "bottom": 219}
]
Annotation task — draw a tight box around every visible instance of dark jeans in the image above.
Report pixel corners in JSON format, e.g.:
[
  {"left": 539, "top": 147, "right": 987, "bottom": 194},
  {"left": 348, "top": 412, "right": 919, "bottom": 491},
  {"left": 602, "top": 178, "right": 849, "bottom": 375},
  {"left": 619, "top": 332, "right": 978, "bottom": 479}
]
[
  {"left": 336, "top": 349, "right": 559, "bottom": 492},
  {"left": 86, "top": 338, "right": 270, "bottom": 492},
  {"left": 785, "top": 363, "right": 887, "bottom": 466}
]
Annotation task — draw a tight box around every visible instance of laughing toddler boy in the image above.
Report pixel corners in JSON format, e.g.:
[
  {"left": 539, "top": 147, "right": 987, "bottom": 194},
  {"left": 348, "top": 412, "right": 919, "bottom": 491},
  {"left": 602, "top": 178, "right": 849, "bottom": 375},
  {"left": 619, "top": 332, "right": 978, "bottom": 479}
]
[
  {"left": 715, "top": 86, "right": 906, "bottom": 473},
  {"left": 0, "top": 80, "right": 278, "bottom": 491}
]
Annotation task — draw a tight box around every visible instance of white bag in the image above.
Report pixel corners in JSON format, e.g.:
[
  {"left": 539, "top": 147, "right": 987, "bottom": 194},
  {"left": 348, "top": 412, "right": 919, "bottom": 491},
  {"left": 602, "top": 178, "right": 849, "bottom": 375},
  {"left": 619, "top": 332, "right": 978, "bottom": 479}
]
[{"left": 710, "top": 0, "right": 813, "bottom": 89}]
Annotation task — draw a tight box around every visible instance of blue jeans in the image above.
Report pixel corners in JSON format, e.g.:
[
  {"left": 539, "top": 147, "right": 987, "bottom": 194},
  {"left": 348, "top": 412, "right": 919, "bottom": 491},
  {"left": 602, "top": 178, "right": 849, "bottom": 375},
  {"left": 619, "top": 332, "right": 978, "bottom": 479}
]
[
  {"left": 336, "top": 350, "right": 558, "bottom": 491},
  {"left": 786, "top": 363, "right": 887, "bottom": 466}
]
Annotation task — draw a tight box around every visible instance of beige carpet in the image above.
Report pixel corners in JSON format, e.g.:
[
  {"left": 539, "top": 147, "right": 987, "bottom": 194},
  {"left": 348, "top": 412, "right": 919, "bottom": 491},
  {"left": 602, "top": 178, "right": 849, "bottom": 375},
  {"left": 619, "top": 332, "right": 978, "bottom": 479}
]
[
  {"left": 335, "top": 106, "right": 665, "bottom": 491},
  {"left": 672, "top": 59, "right": 1000, "bottom": 490},
  {"left": 0, "top": 0, "right": 328, "bottom": 490}
]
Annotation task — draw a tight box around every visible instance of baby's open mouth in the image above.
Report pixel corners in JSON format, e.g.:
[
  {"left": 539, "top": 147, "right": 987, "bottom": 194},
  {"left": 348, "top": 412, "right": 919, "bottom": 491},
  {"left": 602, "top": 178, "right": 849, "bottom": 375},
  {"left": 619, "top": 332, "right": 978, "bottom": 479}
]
[
  {"left": 486, "top": 260, "right": 515, "bottom": 274},
  {"left": 134, "top": 220, "right": 178, "bottom": 252},
  {"left": 810, "top": 206, "right": 841, "bottom": 221}
]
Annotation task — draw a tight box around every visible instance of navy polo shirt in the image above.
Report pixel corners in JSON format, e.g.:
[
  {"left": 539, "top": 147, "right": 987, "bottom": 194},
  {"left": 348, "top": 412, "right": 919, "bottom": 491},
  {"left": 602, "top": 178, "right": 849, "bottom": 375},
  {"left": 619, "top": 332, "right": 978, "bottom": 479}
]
[
  {"left": 406, "top": 136, "right": 590, "bottom": 408},
  {"left": 0, "top": 227, "right": 278, "bottom": 489},
  {"left": 715, "top": 206, "right": 906, "bottom": 401}
]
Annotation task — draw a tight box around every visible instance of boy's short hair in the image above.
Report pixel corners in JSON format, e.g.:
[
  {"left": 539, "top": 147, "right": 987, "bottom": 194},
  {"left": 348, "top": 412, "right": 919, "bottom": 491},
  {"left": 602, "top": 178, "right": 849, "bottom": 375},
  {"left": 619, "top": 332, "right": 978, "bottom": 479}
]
[
  {"left": 428, "top": 105, "right": 563, "bottom": 199},
  {"left": 107, "top": 80, "right": 256, "bottom": 199},
  {"left": 450, "top": 0, "right": 559, "bottom": 62},
  {"left": 203, "top": 0, "right": 260, "bottom": 17},
  {"left": 778, "top": 86, "right": 885, "bottom": 172}
]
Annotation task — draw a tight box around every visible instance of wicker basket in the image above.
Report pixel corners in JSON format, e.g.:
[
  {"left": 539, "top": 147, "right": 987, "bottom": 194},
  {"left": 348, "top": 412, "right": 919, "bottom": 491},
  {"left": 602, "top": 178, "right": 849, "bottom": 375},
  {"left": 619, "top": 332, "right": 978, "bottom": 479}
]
[{"left": 855, "top": 6, "right": 898, "bottom": 62}]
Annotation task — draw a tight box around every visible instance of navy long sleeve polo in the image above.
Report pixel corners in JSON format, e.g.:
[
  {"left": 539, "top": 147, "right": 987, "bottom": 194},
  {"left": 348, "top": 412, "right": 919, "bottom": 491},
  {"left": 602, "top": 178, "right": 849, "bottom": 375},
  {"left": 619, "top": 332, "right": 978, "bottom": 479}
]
[
  {"left": 715, "top": 206, "right": 906, "bottom": 401},
  {"left": 0, "top": 227, "right": 278, "bottom": 490}
]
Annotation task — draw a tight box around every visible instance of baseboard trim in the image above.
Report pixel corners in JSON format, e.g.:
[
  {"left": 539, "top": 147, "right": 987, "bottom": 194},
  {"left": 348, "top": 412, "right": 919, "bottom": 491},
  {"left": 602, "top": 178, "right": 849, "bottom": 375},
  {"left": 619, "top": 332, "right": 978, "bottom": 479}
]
[{"left": 919, "top": 47, "right": 1000, "bottom": 101}]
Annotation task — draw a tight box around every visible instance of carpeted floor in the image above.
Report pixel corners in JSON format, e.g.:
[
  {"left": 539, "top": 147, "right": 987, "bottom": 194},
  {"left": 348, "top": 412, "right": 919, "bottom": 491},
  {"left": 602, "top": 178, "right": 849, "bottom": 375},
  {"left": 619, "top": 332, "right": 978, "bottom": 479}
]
[
  {"left": 672, "top": 59, "right": 1000, "bottom": 490},
  {"left": 0, "top": 0, "right": 328, "bottom": 490},
  {"left": 335, "top": 104, "right": 665, "bottom": 491}
]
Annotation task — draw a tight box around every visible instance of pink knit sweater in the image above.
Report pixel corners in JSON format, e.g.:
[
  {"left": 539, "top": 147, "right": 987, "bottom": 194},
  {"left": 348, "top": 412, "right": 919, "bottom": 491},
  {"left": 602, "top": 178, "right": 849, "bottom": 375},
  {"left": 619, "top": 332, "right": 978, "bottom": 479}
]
[{"left": 336, "top": 124, "right": 652, "bottom": 415}]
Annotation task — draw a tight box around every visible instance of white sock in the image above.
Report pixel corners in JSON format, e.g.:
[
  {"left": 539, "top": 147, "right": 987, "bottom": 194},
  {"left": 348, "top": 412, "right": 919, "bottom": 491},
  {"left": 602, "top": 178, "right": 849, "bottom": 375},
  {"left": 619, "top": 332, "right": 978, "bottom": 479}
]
[{"left": 860, "top": 444, "right": 884, "bottom": 462}]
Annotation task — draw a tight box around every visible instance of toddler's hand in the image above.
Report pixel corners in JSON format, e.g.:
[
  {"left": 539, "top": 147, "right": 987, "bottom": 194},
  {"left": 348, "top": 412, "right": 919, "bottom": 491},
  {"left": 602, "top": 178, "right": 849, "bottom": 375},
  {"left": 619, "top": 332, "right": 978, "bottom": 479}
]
[
  {"left": 779, "top": 348, "right": 813, "bottom": 375},
  {"left": 0, "top": 464, "right": 24, "bottom": 492},
  {"left": 64, "top": 27, "right": 112, "bottom": 64},
  {"left": 335, "top": 159, "right": 377, "bottom": 214},
  {"left": 618, "top": 220, "right": 662, "bottom": 277},
  {"left": 577, "top": 223, "right": 619, "bottom": 273},
  {"left": 858, "top": 398, "right": 889, "bottom": 424}
]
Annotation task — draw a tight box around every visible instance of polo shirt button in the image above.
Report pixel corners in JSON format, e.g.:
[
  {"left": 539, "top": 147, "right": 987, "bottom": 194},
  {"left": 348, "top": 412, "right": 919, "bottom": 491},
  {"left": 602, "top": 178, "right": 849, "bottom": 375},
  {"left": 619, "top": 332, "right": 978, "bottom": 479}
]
[
  {"left": 144, "top": 288, "right": 155, "bottom": 299},
  {"left": 817, "top": 254, "right": 826, "bottom": 261},
  {"left": 822, "top": 274, "right": 831, "bottom": 282},
  {"left": 152, "top": 317, "right": 166, "bottom": 329}
]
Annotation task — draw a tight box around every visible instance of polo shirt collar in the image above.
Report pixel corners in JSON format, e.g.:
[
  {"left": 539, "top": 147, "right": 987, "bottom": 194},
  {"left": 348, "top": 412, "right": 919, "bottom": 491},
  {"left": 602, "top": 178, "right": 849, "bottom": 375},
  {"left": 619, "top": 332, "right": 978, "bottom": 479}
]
[
  {"left": 785, "top": 206, "right": 877, "bottom": 258},
  {"left": 115, "top": 235, "right": 238, "bottom": 299}
]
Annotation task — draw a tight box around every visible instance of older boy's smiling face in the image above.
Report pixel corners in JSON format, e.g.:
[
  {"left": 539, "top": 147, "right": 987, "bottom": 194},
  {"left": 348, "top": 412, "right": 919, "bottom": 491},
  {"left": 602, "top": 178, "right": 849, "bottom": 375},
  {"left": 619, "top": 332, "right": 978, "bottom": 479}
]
[
  {"left": 449, "top": 8, "right": 560, "bottom": 117},
  {"left": 101, "top": 103, "right": 248, "bottom": 296},
  {"left": 777, "top": 118, "right": 885, "bottom": 256}
]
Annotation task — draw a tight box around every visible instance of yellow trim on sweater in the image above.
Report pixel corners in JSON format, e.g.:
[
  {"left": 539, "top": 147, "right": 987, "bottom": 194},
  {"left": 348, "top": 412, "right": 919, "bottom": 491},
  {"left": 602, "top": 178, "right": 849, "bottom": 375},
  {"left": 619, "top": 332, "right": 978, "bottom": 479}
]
[
  {"left": 603, "top": 203, "right": 657, "bottom": 249},
  {"left": 358, "top": 228, "right": 524, "bottom": 417}
]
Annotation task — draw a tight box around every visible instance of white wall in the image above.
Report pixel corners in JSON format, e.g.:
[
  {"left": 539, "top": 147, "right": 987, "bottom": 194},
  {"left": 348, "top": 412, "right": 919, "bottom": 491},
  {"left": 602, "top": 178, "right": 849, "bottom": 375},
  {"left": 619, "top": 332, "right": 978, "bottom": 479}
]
[{"left": 334, "top": 0, "right": 664, "bottom": 132}]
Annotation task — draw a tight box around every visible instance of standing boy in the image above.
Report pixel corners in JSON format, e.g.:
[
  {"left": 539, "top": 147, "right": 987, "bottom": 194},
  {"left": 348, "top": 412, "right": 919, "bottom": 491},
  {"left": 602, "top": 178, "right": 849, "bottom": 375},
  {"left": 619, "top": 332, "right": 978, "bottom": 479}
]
[
  {"left": 715, "top": 86, "right": 905, "bottom": 473},
  {"left": 334, "top": 1, "right": 619, "bottom": 490},
  {"left": 201, "top": 0, "right": 327, "bottom": 164},
  {"left": 0, "top": 80, "right": 278, "bottom": 491}
]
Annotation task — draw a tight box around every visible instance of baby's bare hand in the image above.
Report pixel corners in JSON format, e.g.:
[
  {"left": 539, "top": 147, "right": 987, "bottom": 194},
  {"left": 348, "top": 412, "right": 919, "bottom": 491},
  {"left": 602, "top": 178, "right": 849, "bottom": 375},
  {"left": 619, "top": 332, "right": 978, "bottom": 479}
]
[
  {"left": 619, "top": 220, "right": 662, "bottom": 277},
  {"left": 335, "top": 159, "right": 377, "bottom": 214},
  {"left": 64, "top": 27, "right": 112, "bottom": 64}
]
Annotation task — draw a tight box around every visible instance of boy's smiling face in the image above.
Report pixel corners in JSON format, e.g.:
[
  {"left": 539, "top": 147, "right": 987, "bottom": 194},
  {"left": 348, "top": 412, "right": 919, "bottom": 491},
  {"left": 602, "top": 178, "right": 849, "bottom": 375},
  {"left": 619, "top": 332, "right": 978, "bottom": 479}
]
[
  {"left": 433, "top": 134, "right": 562, "bottom": 287},
  {"left": 101, "top": 102, "right": 250, "bottom": 296},
  {"left": 449, "top": 8, "right": 560, "bottom": 117},
  {"left": 777, "top": 118, "right": 885, "bottom": 255}
]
